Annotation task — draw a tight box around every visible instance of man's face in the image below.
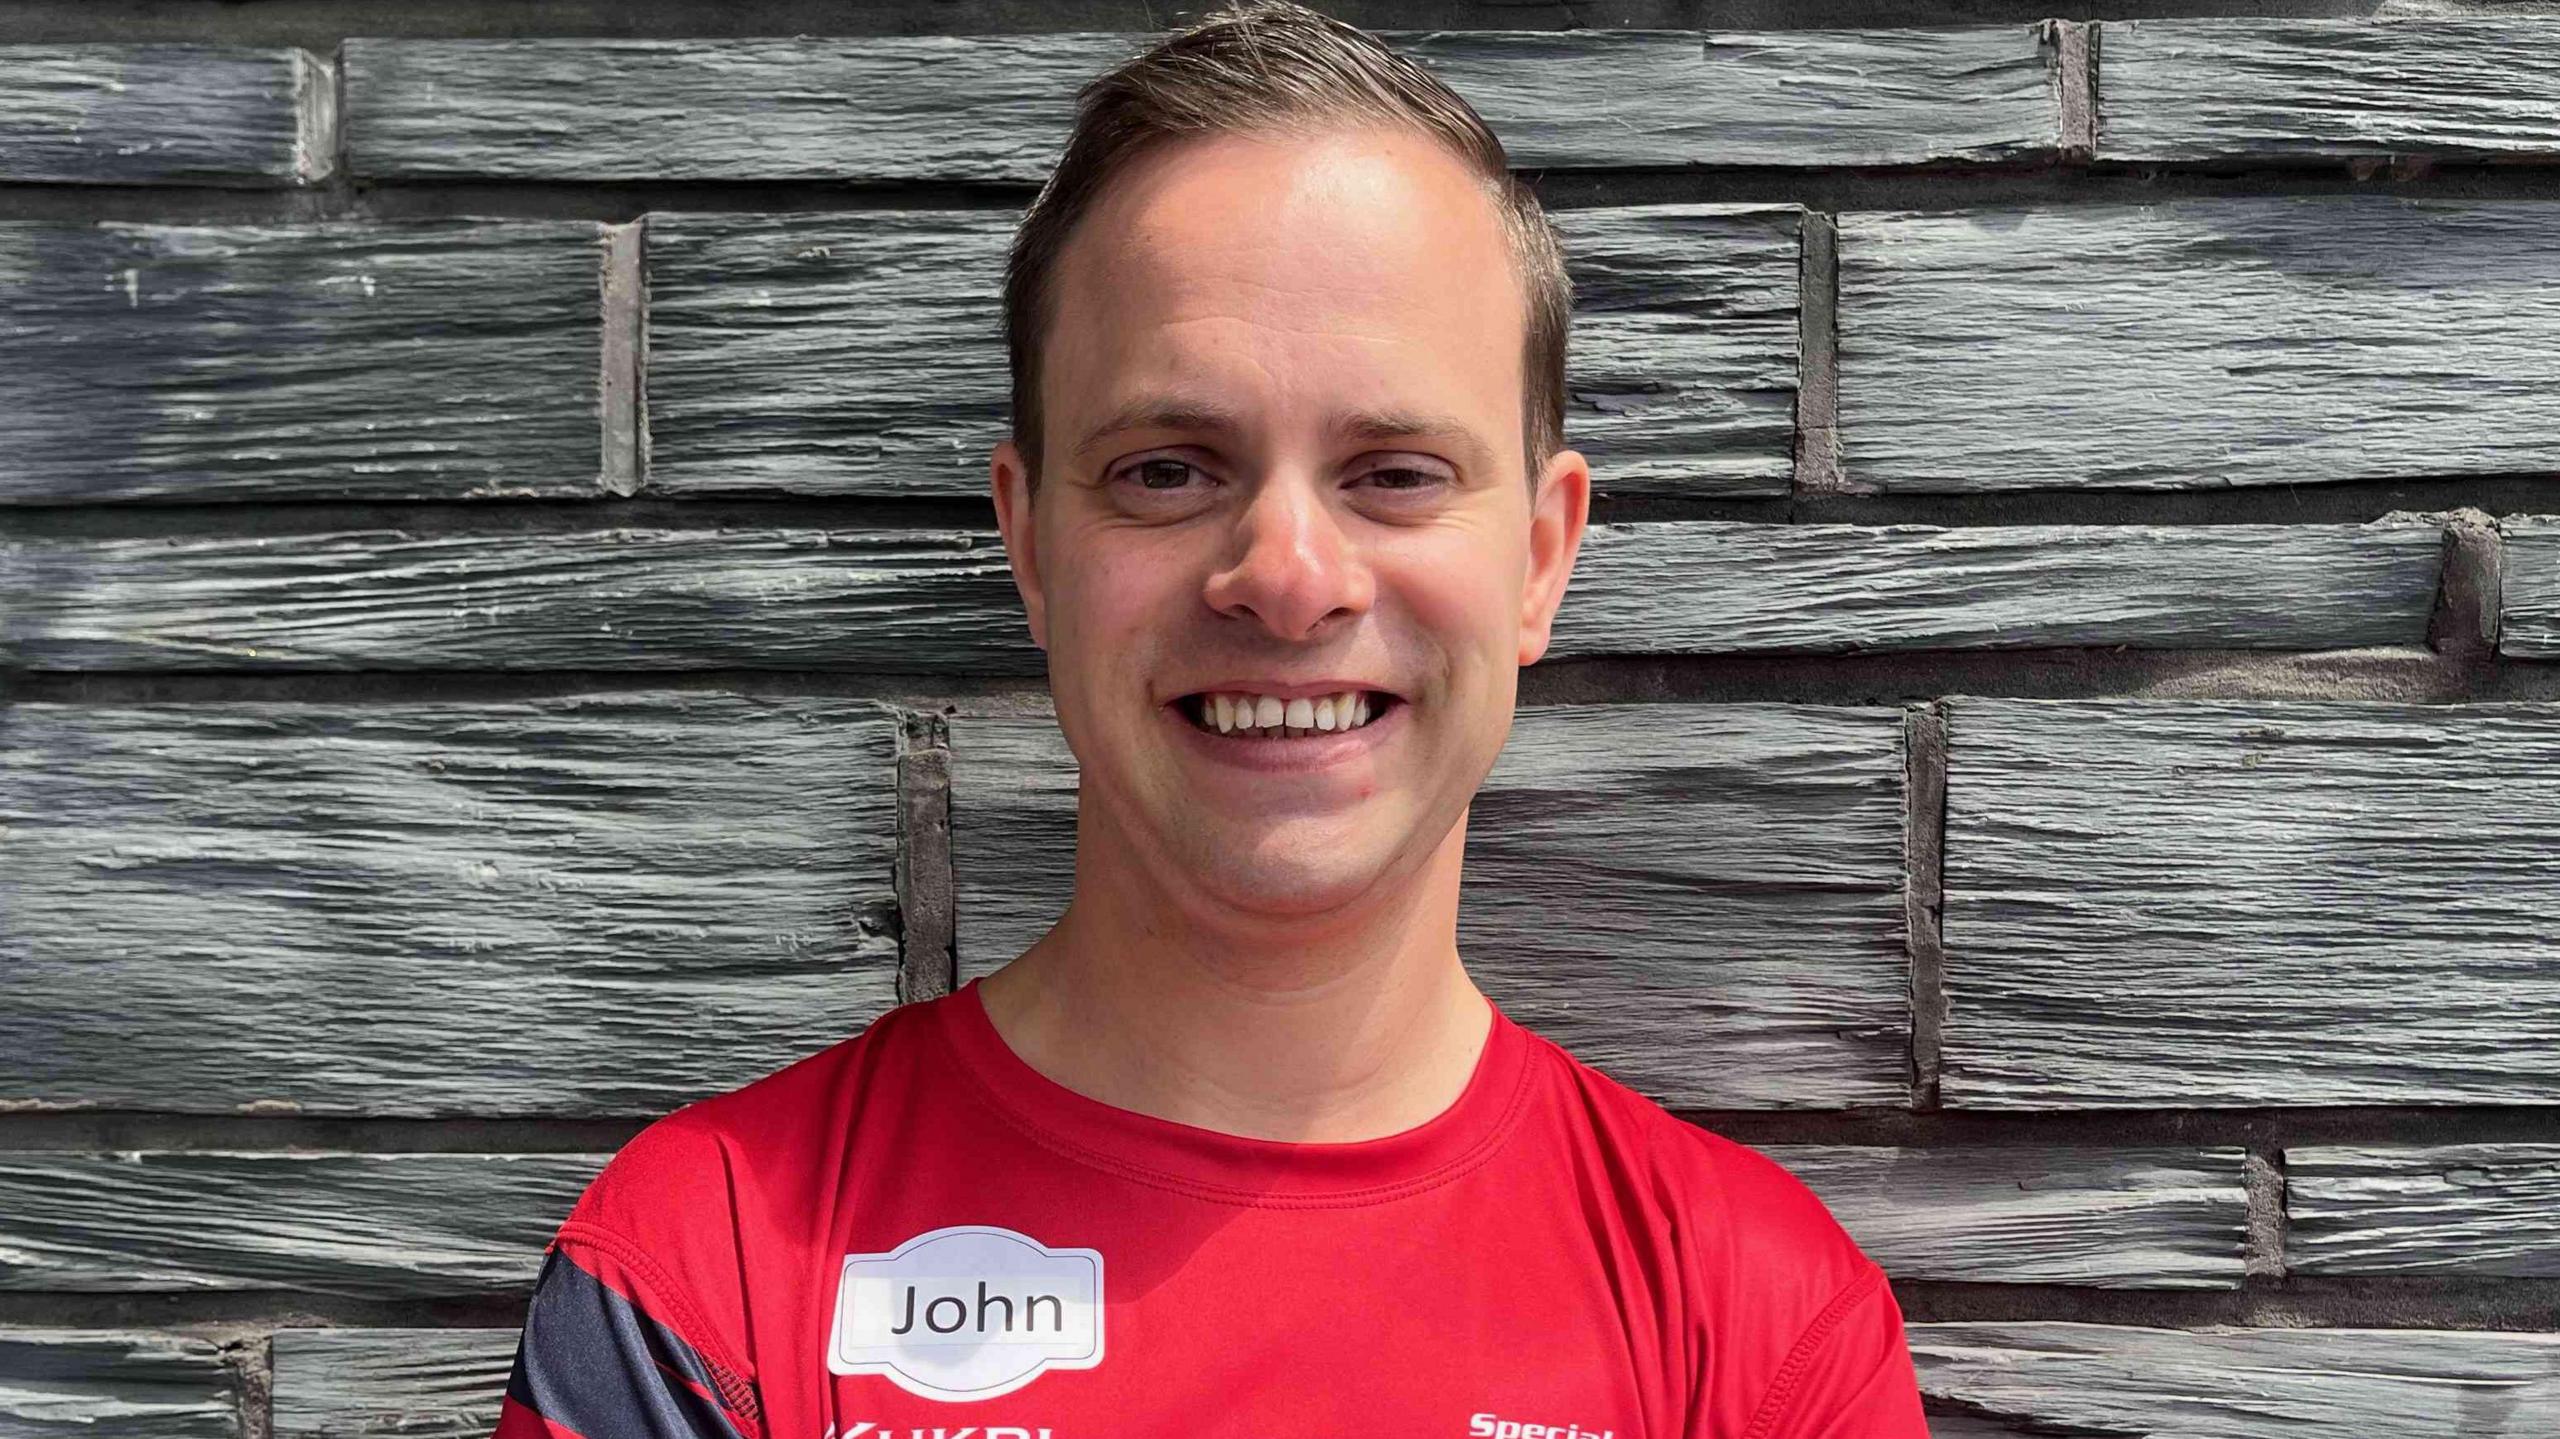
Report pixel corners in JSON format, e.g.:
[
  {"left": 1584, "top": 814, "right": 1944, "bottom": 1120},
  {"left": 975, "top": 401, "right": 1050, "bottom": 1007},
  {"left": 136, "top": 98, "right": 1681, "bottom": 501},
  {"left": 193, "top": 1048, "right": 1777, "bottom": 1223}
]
[{"left": 991, "top": 124, "right": 1588, "bottom": 926}]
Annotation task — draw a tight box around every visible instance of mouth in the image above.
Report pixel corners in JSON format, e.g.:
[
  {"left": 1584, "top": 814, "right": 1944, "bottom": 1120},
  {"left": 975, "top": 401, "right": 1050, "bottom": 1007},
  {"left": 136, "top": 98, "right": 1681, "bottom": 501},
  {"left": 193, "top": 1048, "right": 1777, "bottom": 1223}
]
[{"left": 1174, "top": 688, "right": 1402, "bottom": 739}]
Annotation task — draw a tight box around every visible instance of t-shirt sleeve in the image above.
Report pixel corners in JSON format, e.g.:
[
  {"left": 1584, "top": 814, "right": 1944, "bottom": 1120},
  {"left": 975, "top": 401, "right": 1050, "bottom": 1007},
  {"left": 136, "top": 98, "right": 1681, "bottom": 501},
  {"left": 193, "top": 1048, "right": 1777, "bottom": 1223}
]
[
  {"left": 1732, "top": 1261, "right": 1930, "bottom": 1439},
  {"left": 1662, "top": 1130, "right": 1931, "bottom": 1439},
  {"left": 490, "top": 1112, "right": 767, "bottom": 1439}
]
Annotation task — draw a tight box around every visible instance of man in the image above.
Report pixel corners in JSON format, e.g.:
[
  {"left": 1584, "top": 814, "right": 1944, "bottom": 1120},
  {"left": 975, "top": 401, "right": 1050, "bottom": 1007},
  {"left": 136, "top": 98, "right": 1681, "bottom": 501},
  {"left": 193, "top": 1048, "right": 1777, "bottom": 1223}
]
[{"left": 491, "top": 4, "right": 1930, "bottom": 1436}]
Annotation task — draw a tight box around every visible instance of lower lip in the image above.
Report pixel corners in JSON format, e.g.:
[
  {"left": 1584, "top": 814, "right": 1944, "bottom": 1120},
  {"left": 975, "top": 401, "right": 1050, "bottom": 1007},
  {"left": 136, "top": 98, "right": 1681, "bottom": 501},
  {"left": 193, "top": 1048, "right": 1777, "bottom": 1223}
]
[{"left": 1165, "top": 698, "right": 1401, "bottom": 772}]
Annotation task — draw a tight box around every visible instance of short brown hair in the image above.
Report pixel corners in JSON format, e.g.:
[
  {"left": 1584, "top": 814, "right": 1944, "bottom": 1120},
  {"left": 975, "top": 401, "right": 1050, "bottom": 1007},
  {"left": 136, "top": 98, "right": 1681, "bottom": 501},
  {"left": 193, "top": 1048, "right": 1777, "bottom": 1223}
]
[{"left": 1002, "top": 0, "right": 1572, "bottom": 490}]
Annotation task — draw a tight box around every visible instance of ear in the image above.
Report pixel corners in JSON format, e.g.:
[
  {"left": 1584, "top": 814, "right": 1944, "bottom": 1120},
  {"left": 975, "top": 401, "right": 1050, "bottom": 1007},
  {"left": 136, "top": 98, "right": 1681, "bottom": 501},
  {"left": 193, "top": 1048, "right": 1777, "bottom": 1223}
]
[
  {"left": 1517, "top": 448, "right": 1591, "bottom": 667},
  {"left": 990, "top": 437, "right": 1050, "bottom": 651}
]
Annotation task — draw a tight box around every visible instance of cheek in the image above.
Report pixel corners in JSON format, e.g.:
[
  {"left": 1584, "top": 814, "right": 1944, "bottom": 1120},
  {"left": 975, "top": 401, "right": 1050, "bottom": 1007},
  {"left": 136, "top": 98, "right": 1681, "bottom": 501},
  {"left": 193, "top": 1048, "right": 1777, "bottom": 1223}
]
[
  {"left": 1051, "top": 528, "right": 1188, "bottom": 638},
  {"left": 1379, "top": 533, "right": 1525, "bottom": 658},
  {"left": 1045, "top": 529, "right": 1203, "bottom": 719}
]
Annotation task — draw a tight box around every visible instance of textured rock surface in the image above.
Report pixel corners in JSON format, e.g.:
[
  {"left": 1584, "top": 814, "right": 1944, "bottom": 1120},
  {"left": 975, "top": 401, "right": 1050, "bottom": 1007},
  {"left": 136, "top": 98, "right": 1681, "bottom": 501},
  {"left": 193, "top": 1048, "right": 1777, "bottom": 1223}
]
[
  {"left": 1556, "top": 519, "right": 2445, "bottom": 657},
  {"left": 0, "top": 694, "right": 902, "bottom": 1114},
  {"left": 950, "top": 703, "right": 1913, "bottom": 1110},
  {"left": 642, "top": 211, "right": 1017, "bottom": 499},
  {"left": 7, "top": 519, "right": 2454, "bottom": 673},
  {"left": 344, "top": 35, "right": 1136, "bottom": 181},
  {"left": 0, "top": 526, "right": 1030, "bottom": 672},
  {"left": 1552, "top": 205, "right": 1798, "bottom": 496},
  {"left": 0, "top": 45, "right": 329, "bottom": 185},
  {"left": 2502, "top": 518, "right": 2560, "bottom": 659},
  {"left": 1939, "top": 698, "right": 2560, "bottom": 1109},
  {"left": 2288, "top": 1145, "right": 2560, "bottom": 1277},
  {"left": 1920, "top": 1417, "right": 2035, "bottom": 1439},
  {"left": 0, "top": 1330, "right": 237, "bottom": 1438},
  {"left": 345, "top": 29, "right": 2056, "bottom": 181},
  {"left": 0, "top": 1152, "right": 598, "bottom": 1295},
  {"left": 0, "top": 220, "right": 603, "bottom": 502},
  {"left": 271, "top": 1330, "right": 516, "bottom": 1439},
  {"left": 2100, "top": 19, "right": 2560, "bottom": 162},
  {"left": 641, "top": 205, "right": 1798, "bottom": 499},
  {"left": 1911, "top": 1322, "right": 2560, "bottom": 1436},
  {"left": 1767, "top": 1146, "right": 2248, "bottom": 1287},
  {"left": 1415, "top": 27, "right": 2061, "bottom": 168},
  {"left": 1838, "top": 198, "right": 2560, "bottom": 492}
]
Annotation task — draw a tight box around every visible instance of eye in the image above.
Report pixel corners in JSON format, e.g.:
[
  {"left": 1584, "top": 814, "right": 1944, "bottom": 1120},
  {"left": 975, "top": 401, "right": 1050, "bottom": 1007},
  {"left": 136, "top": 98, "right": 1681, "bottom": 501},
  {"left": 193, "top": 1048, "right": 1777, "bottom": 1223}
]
[
  {"left": 1357, "top": 464, "right": 1450, "bottom": 492},
  {"left": 1118, "top": 457, "right": 1204, "bottom": 491}
]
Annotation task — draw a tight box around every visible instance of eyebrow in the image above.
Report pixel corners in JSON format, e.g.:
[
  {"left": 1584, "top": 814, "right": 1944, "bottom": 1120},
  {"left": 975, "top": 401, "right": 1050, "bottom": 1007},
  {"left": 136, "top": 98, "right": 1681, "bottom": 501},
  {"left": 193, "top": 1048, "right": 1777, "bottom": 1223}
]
[{"left": 1069, "top": 396, "right": 1499, "bottom": 473}]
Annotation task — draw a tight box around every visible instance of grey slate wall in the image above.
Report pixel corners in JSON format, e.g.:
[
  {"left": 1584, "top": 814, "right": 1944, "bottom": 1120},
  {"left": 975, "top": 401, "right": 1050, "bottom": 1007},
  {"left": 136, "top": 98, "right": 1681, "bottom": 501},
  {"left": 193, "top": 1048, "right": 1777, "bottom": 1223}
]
[{"left": 3, "top": 4, "right": 2558, "bottom": 1435}]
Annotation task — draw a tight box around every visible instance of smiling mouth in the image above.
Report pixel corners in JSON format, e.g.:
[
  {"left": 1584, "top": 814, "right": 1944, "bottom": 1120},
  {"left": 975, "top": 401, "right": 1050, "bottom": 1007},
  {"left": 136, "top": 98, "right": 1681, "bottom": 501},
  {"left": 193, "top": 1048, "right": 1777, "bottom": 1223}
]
[{"left": 1178, "top": 689, "right": 1399, "bottom": 738}]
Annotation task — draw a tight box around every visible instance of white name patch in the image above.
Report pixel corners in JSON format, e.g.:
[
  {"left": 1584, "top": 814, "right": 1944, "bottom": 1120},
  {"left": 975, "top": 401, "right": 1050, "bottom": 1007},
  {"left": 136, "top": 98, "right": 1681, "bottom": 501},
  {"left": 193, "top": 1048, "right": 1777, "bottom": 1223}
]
[{"left": 829, "top": 1225, "right": 1105, "bottom": 1402}]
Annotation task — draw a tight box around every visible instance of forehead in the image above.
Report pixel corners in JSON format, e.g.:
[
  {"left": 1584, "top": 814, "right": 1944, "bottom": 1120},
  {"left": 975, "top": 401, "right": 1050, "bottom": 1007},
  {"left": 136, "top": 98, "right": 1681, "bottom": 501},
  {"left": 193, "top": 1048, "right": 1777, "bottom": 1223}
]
[{"left": 1043, "top": 125, "right": 1526, "bottom": 463}]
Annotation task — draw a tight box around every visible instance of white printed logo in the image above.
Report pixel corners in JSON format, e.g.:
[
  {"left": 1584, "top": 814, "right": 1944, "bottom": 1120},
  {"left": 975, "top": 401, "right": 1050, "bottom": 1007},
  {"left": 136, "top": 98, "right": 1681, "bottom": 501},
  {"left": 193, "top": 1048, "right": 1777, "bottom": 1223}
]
[
  {"left": 834, "top": 1413, "right": 1044, "bottom": 1423},
  {"left": 829, "top": 1225, "right": 1104, "bottom": 1402},
  {"left": 1468, "top": 1414, "right": 1614, "bottom": 1439}
]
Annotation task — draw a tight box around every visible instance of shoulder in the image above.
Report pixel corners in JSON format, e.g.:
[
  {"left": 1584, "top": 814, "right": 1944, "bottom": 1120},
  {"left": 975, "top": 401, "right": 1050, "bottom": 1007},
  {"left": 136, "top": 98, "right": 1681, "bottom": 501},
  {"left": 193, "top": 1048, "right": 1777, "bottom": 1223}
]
[
  {"left": 495, "top": 1006, "right": 937, "bottom": 1439},
  {"left": 1525, "top": 1034, "right": 1924, "bottom": 1434},
  {"left": 573, "top": 994, "right": 939, "bottom": 1233},
  {"left": 549, "top": 997, "right": 943, "bottom": 1351},
  {"left": 1530, "top": 1032, "right": 1874, "bottom": 1292}
]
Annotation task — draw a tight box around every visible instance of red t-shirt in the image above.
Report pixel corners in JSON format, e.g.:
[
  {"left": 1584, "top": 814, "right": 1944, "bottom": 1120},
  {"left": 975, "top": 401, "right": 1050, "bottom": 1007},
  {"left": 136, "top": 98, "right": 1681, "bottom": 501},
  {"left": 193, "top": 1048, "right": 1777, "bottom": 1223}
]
[{"left": 491, "top": 980, "right": 1928, "bottom": 1439}]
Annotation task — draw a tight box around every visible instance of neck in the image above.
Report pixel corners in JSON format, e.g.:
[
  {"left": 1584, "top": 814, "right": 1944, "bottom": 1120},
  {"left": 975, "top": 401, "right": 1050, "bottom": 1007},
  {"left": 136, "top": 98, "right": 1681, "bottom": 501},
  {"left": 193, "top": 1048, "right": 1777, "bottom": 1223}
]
[{"left": 974, "top": 814, "right": 1491, "bottom": 1143}]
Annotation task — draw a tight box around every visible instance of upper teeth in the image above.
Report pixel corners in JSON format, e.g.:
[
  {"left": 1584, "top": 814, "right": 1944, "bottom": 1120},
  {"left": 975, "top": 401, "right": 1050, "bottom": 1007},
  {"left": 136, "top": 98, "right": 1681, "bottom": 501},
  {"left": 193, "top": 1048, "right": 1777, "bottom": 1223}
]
[{"left": 1201, "top": 690, "right": 1377, "bottom": 735}]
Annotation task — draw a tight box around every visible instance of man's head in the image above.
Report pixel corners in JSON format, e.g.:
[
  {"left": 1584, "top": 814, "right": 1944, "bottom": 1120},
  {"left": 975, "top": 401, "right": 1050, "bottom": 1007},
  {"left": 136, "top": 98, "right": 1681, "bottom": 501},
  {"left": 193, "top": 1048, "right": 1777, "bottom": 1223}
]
[{"left": 989, "top": 0, "right": 1590, "bottom": 932}]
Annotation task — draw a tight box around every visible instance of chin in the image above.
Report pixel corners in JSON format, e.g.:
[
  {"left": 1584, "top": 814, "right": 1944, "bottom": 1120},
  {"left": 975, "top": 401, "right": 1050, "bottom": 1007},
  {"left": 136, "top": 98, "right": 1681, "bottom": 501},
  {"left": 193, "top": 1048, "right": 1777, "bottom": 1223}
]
[{"left": 1177, "top": 830, "right": 1404, "bottom": 921}]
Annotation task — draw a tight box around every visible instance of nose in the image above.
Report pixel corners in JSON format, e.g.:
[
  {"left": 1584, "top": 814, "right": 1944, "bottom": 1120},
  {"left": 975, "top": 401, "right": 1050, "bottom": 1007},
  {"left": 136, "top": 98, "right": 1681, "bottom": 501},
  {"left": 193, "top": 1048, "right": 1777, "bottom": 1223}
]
[{"left": 1200, "top": 474, "right": 1375, "bottom": 641}]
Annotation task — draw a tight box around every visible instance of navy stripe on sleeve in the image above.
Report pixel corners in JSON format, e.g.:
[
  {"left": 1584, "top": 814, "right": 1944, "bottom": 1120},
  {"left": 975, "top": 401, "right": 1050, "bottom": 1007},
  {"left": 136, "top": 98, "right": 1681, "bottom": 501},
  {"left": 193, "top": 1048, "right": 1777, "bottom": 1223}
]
[{"left": 504, "top": 1245, "right": 758, "bottom": 1439}]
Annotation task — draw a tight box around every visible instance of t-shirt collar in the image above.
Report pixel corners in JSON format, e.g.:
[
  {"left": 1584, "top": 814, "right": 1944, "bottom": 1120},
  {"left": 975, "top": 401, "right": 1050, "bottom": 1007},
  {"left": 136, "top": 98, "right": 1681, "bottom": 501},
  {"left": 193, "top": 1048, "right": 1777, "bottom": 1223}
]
[{"left": 933, "top": 975, "right": 1536, "bottom": 1208}]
